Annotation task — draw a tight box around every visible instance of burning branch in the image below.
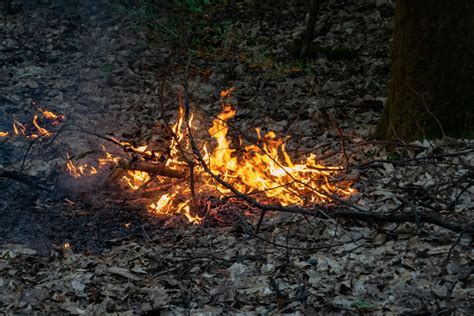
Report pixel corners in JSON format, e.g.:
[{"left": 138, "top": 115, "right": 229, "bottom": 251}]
[
  {"left": 125, "top": 161, "right": 185, "bottom": 179},
  {"left": 181, "top": 85, "right": 473, "bottom": 234}
]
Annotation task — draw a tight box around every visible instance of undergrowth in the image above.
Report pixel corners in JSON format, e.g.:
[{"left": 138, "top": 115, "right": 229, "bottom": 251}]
[{"left": 125, "top": 0, "right": 236, "bottom": 55}]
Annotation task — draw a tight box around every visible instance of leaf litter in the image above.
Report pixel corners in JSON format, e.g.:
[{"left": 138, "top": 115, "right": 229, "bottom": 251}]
[{"left": 0, "top": 0, "right": 472, "bottom": 314}]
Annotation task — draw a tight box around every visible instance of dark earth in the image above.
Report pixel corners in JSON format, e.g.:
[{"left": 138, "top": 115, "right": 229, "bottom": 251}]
[{"left": 1, "top": 0, "right": 472, "bottom": 314}]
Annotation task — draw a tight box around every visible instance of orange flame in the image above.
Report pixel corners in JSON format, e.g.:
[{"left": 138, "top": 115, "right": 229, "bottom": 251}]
[
  {"left": 66, "top": 88, "right": 354, "bottom": 224},
  {"left": 147, "top": 194, "right": 201, "bottom": 224},
  {"left": 123, "top": 170, "right": 151, "bottom": 190},
  {"left": 32, "top": 115, "right": 51, "bottom": 138},
  {"left": 39, "top": 108, "right": 65, "bottom": 121},
  {"left": 203, "top": 88, "right": 354, "bottom": 206},
  {"left": 66, "top": 155, "right": 98, "bottom": 178},
  {"left": 5, "top": 109, "right": 64, "bottom": 139},
  {"left": 13, "top": 120, "right": 27, "bottom": 136},
  {"left": 98, "top": 146, "right": 121, "bottom": 166}
]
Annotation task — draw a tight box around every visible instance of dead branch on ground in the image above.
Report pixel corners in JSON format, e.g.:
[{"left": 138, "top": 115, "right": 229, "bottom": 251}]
[
  {"left": 124, "top": 161, "right": 186, "bottom": 179},
  {"left": 0, "top": 167, "right": 51, "bottom": 191},
  {"left": 181, "top": 86, "right": 474, "bottom": 234}
]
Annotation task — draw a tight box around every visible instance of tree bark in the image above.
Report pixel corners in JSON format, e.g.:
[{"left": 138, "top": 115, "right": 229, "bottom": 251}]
[
  {"left": 300, "top": 0, "right": 322, "bottom": 59},
  {"left": 1, "top": 0, "right": 12, "bottom": 14},
  {"left": 375, "top": 0, "right": 474, "bottom": 141}
]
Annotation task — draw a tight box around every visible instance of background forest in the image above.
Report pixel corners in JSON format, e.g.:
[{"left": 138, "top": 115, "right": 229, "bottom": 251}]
[{"left": 0, "top": 0, "right": 472, "bottom": 314}]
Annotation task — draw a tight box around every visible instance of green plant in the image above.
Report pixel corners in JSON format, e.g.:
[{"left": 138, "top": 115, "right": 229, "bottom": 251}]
[
  {"left": 178, "top": 0, "right": 212, "bottom": 13},
  {"left": 122, "top": 0, "right": 235, "bottom": 55}
]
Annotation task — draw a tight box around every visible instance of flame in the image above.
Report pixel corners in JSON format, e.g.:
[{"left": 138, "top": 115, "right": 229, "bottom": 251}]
[
  {"left": 123, "top": 170, "right": 151, "bottom": 190},
  {"left": 4, "top": 109, "right": 64, "bottom": 139},
  {"left": 65, "top": 87, "right": 354, "bottom": 224},
  {"left": 203, "top": 88, "right": 353, "bottom": 206},
  {"left": 167, "top": 105, "right": 194, "bottom": 167},
  {"left": 32, "top": 115, "right": 51, "bottom": 138},
  {"left": 66, "top": 147, "right": 123, "bottom": 178},
  {"left": 147, "top": 193, "right": 201, "bottom": 224},
  {"left": 39, "top": 108, "right": 65, "bottom": 121},
  {"left": 98, "top": 146, "right": 121, "bottom": 166},
  {"left": 66, "top": 155, "right": 98, "bottom": 178},
  {"left": 13, "top": 120, "right": 26, "bottom": 136},
  {"left": 140, "top": 87, "right": 353, "bottom": 222}
]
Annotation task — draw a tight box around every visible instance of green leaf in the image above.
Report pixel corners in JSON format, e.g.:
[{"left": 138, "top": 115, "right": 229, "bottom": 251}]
[
  {"left": 351, "top": 299, "right": 378, "bottom": 311},
  {"left": 101, "top": 63, "right": 114, "bottom": 73}
]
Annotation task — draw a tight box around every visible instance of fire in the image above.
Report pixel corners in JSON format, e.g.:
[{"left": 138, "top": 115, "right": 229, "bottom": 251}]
[
  {"left": 3, "top": 109, "right": 64, "bottom": 139},
  {"left": 13, "top": 120, "right": 27, "bottom": 136},
  {"left": 66, "top": 155, "right": 98, "bottom": 178},
  {"left": 99, "top": 146, "right": 121, "bottom": 165},
  {"left": 202, "top": 88, "right": 353, "bottom": 206},
  {"left": 147, "top": 194, "right": 201, "bottom": 224},
  {"left": 32, "top": 115, "right": 51, "bottom": 138},
  {"left": 39, "top": 108, "right": 65, "bottom": 121},
  {"left": 123, "top": 170, "right": 151, "bottom": 190},
  {"left": 66, "top": 161, "right": 98, "bottom": 178},
  {"left": 66, "top": 147, "right": 123, "bottom": 178},
  {"left": 66, "top": 88, "right": 355, "bottom": 224}
]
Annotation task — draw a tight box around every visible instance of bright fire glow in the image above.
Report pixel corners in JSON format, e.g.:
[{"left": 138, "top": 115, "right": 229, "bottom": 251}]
[
  {"left": 66, "top": 154, "right": 98, "bottom": 178},
  {"left": 3, "top": 109, "right": 64, "bottom": 139},
  {"left": 202, "top": 88, "right": 354, "bottom": 206},
  {"left": 32, "top": 115, "right": 51, "bottom": 138},
  {"left": 123, "top": 170, "right": 151, "bottom": 190},
  {"left": 39, "top": 108, "right": 65, "bottom": 121},
  {"left": 66, "top": 88, "right": 355, "bottom": 224}
]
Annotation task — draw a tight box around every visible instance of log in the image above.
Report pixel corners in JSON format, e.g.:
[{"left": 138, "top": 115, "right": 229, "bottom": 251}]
[{"left": 125, "top": 161, "right": 186, "bottom": 179}]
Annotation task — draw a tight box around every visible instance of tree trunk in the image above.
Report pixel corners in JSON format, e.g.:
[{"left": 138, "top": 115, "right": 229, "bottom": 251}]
[
  {"left": 1, "top": 0, "right": 12, "bottom": 14},
  {"left": 300, "top": 0, "right": 322, "bottom": 59},
  {"left": 375, "top": 0, "right": 474, "bottom": 141}
]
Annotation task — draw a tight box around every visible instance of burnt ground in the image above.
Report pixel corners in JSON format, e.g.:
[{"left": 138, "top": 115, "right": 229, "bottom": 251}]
[
  {"left": 0, "top": 0, "right": 162, "bottom": 255},
  {"left": 1, "top": 0, "right": 473, "bottom": 314}
]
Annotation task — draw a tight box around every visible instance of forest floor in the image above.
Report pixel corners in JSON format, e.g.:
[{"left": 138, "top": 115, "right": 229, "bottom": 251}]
[{"left": 0, "top": 0, "right": 473, "bottom": 314}]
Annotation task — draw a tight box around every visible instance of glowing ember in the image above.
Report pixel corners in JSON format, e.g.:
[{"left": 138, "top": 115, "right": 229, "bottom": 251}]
[
  {"left": 66, "top": 88, "right": 355, "bottom": 224},
  {"left": 0, "top": 131, "right": 8, "bottom": 137}
]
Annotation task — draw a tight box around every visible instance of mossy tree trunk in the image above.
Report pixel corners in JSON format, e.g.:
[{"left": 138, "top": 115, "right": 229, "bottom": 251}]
[{"left": 375, "top": 0, "right": 474, "bottom": 141}]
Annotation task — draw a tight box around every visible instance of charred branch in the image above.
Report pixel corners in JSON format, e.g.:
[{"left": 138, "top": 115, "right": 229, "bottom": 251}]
[
  {"left": 124, "top": 161, "right": 186, "bottom": 179},
  {"left": 181, "top": 85, "right": 473, "bottom": 234},
  {"left": 0, "top": 167, "right": 51, "bottom": 191}
]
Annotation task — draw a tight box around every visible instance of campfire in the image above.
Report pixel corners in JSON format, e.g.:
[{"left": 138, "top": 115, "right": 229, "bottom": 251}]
[
  {"left": 2, "top": 88, "right": 355, "bottom": 224},
  {"left": 68, "top": 87, "right": 355, "bottom": 224}
]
